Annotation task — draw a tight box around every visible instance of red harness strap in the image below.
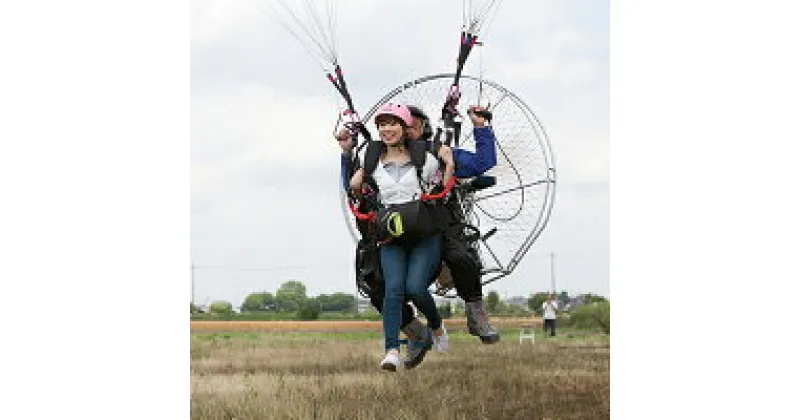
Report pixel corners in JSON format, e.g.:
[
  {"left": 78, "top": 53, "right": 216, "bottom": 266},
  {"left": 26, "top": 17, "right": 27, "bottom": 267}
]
[
  {"left": 420, "top": 177, "right": 457, "bottom": 201},
  {"left": 349, "top": 202, "right": 376, "bottom": 221},
  {"left": 350, "top": 176, "right": 454, "bottom": 222},
  {"left": 349, "top": 186, "right": 377, "bottom": 221}
]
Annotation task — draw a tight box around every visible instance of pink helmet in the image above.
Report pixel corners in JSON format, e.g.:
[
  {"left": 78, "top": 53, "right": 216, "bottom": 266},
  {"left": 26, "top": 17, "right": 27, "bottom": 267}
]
[{"left": 374, "top": 103, "right": 413, "bottom": 127}]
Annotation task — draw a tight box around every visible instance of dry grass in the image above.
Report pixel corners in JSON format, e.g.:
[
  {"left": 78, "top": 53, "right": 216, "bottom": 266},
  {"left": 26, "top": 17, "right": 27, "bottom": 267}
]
[
  {"left": 190, "top": 318, "right": 544, "bottom": 333},
  {"left": 191, "top": 331, "right": 609, "bottom": 419}
]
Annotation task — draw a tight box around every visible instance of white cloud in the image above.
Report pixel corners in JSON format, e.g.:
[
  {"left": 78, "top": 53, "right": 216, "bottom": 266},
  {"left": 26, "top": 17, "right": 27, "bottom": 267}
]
[
  {"left": 561, "top": 59, "right": 598, "bottom": 86},
  {"left": 552, "top": 26, "right": 591, "bottom": 52},
  {"left": 191, "top": 0, "right": 610, "bottom": 303},
  {"left": 191, "top": 0, "right": 268, "bottom": 45},
  {"left": 548, "top": 122, "right": 609, "bottom": 184},
  {"left": 191, "top": 83, "right": 341, "bottom": 169},
  {"left": 490, "top": 31, "right": 601, "bottom": 88}
]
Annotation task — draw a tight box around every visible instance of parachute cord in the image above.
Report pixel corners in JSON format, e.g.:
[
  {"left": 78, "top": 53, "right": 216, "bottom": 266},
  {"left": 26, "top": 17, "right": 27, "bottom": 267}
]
[
  {"left": 300, "top": 0, "right": 337, "bottom": 64},
  {"left": 255, "top": 0, "right": 342, "bottom": 69},
  {"left": 478, "top": 43, "right": 485, "bottom": 106},
  {"left": 276, "top": 0, "right": 336, "bottom": 64},
  {"left": 248, "top": 3, "right": 320, "bottom": 70},
  {"left": 480, "top": 0, "right": 505, "bottom": 39},
  {"left": 251, "top": 1, "right": 332, "bottom": 72},
  {"left": 461, "top": 0, "right": 505, "bottom": 40},
  {"left": 256, "top": 0, "right": 369, "bottom": 146},
  {"left": 470, "top": 0, "right": 504, "bottom": 35},
  {"left": 462, "top": 0, "right": 469, "bottom": 32},
  {"left": 326, "top": 0, "right": 338, "bottom": 61},
  {"left": 452, "top": 0, "right": 507, "bottom": 119}
]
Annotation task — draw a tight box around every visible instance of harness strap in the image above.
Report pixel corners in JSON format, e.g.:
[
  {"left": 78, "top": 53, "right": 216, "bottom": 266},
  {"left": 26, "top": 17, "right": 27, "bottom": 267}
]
[
  {"left": 349, "top": 202, "right": 375, "bottom": 221},
  {"left": 420, "top": 177, "right": 456, "bottom": 201}
]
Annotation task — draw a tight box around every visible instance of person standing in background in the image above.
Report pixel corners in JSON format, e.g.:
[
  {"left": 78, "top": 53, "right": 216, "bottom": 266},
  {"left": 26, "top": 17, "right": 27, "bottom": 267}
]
[{"left": 542, "top": 293, "right": 558, "bottom": 337}]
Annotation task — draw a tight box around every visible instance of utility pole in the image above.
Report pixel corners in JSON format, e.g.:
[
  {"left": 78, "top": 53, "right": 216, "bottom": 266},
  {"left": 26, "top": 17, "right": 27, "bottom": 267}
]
[
  {"left": 550, "top": 252, "right": 556, "bottom": 293},
  {"left": 191, "top": 263, "right": 196, "bottom": 306}
]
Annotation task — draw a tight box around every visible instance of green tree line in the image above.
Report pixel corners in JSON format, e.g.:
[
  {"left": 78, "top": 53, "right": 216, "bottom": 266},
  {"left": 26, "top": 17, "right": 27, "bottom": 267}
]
[
  {"left": 193, "top": 280, "right": 357, "bottom": 321},
  {"left": 192, "top": 280, "right": 609, "bottom": 332}
]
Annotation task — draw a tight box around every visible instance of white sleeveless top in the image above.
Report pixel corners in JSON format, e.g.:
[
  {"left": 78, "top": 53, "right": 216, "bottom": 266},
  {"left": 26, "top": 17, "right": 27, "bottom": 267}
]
[{"left": 360, "top": 152, "right": 442, "bottom": 206}]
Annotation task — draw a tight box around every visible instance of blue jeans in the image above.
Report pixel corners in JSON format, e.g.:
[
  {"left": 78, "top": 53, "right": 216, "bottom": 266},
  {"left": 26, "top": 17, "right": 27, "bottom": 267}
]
[{"left": 379, "top": 233, "right": 443, "bottom": 351}]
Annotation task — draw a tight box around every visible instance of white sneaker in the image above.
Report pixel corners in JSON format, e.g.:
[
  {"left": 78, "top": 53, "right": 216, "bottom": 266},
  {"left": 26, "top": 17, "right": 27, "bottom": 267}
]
[
  {"left": 433, "top": 325, "right": 449, "bottom": 353},
  {"left": 380, "top": 350, "right": 400, "bottom": 371}
]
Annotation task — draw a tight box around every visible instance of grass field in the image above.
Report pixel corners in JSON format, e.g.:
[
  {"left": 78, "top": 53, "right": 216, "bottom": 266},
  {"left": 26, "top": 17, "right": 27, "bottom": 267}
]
[
  {"left": 190, "top": 318, "right": 545, "bottom": 333},
  {"left": 191, "top": 322, "right": 609, "bottom": 419}
]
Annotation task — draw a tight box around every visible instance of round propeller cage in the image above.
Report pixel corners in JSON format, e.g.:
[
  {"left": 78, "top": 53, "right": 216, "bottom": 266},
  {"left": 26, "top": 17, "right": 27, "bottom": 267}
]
[{"left": 340, "top": 73, "right": 557, "bottom": 297}]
